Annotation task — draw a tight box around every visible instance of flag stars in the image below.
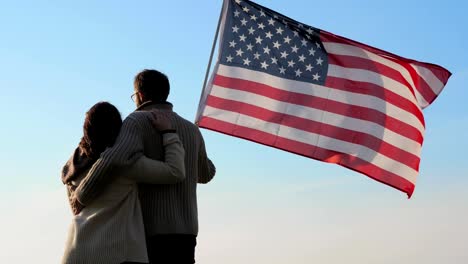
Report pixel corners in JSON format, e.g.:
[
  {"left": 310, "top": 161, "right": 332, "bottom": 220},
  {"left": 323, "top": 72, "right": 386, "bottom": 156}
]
[
  {"left": 298, "top": 54, "right": 306, "bottom": 62},
  {"left": 273, "top": 41, "right": 281, "bottom": 49},
  {"left": 316, "top": 57, "right": 324, "bottom": 65},
  {"left": 235, "top": 0, "right": 242, "bottom": 4},
  {"left": 309, "top": 48, "right": 316, "bottom": 56},
  {"left": 224, "top": 6, "right": 328, "bottom": 82},
  {"left": 268, "top": 18, "right": 275, "bottom": 26},
  {"left": 291, "top": 45, "right": 299, "bottom": 53},
  {"left": 280, "top": 51, "right": 289, "bottom": 58},
  {"left": 240, "top": 18, "right": 248, "bottom": 26},
  {"left": 255, "top": 36, "right": 263, "bottom": 44},
  {"left": 276, "top": 27, "right": 284, "bottom": 35},
  {"left": 229, "top": 40, "right": 237, "bottom": 48},
  {"left": 313, "top": 73, "right": 320, "bottom": 80},
  {"left": 295, "top": 69, "right": 303, "bottom": 77}
]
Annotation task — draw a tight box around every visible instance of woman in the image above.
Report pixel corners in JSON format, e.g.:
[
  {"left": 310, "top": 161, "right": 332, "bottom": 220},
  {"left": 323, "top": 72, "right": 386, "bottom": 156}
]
[{"left": 61, "top": 102, "right": 185, "bottom": 264}]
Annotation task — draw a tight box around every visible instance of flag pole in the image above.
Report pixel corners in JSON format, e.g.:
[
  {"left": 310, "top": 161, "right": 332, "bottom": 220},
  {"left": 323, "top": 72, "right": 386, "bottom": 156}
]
[{"left": 195, "top": 0, "right": 226, "bottom": 124}]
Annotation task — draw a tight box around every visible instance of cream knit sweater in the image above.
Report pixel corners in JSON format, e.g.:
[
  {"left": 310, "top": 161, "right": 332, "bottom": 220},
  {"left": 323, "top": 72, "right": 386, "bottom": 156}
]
[{"left": 63, "top": 133, "right": 185, "bottom": 264}]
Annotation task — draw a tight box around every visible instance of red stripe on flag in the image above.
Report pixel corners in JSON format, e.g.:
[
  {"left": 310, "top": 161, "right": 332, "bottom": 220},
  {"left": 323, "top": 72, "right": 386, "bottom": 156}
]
[
  {"left": 214, "top": 74, "right": 423, "bottom": 144},
  {"left": 327, "top": 54, "right": 416, "bottom": 97},
  {"left": 320, "top": 31, "right": 449, "bottom": 104},
  {"left": 320, "top": 30, "right": 450, "bottom": 79},
  {"left": 206, "top": 94, "right": 421, "bottom": 170},
  {"left": 384, "top": 56, "right": 438, "bottom": 104},
  {"left": 325, "top": 76, "right": 425, "bottom": 127},
  {"left": 198, "top": 116, "right": 416, "bottom": 197}
]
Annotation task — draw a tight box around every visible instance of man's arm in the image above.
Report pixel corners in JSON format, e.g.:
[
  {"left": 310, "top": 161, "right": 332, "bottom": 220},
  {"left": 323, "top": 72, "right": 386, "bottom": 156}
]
[
  {"left": 197, "top": 131, "right": 216, "bottom": 184},
  {"left": 74, "top": 116, "right": 144, "bottom": 205},
  {"left": 131, "top": 132, "right": 186, "bottom": 184}
]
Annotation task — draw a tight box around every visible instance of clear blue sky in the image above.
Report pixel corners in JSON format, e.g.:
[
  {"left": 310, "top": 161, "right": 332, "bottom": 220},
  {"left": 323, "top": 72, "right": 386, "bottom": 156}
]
[{"left": 0, "top": 0, "right": 467, "bottom": 263}]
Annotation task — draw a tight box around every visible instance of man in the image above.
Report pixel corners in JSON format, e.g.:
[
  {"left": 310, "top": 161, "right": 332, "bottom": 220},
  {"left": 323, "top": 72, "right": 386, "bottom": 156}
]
[{"left": 71, "top": 69, "right": 216, "bottom": 263}]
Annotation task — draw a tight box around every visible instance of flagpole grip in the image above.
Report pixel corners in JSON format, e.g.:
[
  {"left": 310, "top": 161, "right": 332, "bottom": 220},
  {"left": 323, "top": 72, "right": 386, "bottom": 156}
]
[{"left": 195, "top": 0, "right": 226, "bottom": 125}]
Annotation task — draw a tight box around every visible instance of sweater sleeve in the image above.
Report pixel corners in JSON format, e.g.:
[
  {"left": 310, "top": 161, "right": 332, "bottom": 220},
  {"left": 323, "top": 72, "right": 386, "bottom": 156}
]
[
  {"left": 128, "top": 133, "right": 186, "bottom": 184},
  {"left": 74, "top": 116, "right": 144, "bottom": 205},
  {"left": 197, "top": 131, "right": 216, "bottom": 184}
]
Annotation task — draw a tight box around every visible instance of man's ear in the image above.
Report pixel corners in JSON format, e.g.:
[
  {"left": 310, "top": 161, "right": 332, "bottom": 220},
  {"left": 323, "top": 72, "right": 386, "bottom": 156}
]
[{"left": 138, "top": 92, "right": 145, "bottom": 103}]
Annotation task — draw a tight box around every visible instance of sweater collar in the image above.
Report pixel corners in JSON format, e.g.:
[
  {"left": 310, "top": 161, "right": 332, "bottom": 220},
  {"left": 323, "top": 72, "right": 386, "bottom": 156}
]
[{"left": 136, "top": 101, "right": 173, "bottom": 111}]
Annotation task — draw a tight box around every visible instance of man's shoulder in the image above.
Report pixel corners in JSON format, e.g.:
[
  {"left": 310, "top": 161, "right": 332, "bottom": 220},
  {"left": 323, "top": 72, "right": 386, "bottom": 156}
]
[
  {"left": 173, "top": 113, "right": 200, "bottom": 132},
  {"left": 125, "top": 111, "right": 152, "bottom": 124}
]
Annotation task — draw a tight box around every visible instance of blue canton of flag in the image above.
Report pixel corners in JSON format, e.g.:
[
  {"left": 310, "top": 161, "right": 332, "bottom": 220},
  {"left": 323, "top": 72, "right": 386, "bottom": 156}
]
[{"left": 220, "top": 0, "right": 328, "bottom": 84}]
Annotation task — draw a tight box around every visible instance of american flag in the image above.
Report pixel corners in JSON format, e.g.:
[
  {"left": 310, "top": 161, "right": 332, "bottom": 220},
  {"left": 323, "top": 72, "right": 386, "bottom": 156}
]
[{"left": 196, "top": 0, "right": 451, "bottom": 197}]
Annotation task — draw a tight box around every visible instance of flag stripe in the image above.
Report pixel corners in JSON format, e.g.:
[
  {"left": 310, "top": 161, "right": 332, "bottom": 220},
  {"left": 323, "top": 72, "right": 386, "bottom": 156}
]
[
  {"left": 320, "top": 29, "right": 451, "bottom": 87},
  {"left": 214, "top": 70, "right": 424, "bottom": 144},
  {"left": 328, "top": 54, "right": 417, "bottom": 99},
  {"left": 385, "top": 56, "right": 438, "bottom": 105},
  {"left": 325, "top": 76, "right": 425, "bottom": 127},
  {"left": 209, "top": 81, "right": 422, "bottom": 153},
  {"left": 322, "top": 41, "right": 431, "bottom": 108},
  {"left": 199, "top": 105, "right": 418, "bottom": 184},
  {"left": 327, "top": 64, "right": 423, "bottom": 112},
  {"left": 199, "top": 116, "right": 416, "bottom": 196},
  {"left": 206, "top": 94, "right": 421, "bottom": 170},
  {"left": 410, "top": 63, "right": 445, "bottom": 95},
  {"left": 322, "top": 34, "right": 449, "bottom": 108},
  {"left": 217, "top": 65, "right": 425, "bottom": 137}
]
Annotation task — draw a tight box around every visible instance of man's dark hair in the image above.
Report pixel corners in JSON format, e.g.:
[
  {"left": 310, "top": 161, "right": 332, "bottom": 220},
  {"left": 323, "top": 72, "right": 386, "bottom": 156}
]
[
  {"left": 79, "top": 102, "right": 122, "bottom": 160},
  {"left": 134, "top": 69, "right": 170, "bottom": 103}
]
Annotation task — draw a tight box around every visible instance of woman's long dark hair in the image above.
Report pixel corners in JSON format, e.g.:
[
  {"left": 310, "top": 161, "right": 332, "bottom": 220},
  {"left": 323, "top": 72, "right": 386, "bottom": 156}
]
[{"left": 78, "top": 102, "right": 122, "bottom": 160}]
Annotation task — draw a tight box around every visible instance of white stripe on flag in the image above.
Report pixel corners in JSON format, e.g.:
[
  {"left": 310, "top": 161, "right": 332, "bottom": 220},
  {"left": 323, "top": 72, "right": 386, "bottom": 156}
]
[
  {"left": 202, "top": 105, "right": 419, "bottom": 183},
  {"left": 410, "top": 63, "right": 445, "bottom": 95},
  {"left": 323, "top": 42, "right": 430, "bottom": 108},
  {"left": 210, "top": 84, "right": 422, "bottom": 155},
  {"left": 217, "top": 64, "right": 425, "bottom": 135}
]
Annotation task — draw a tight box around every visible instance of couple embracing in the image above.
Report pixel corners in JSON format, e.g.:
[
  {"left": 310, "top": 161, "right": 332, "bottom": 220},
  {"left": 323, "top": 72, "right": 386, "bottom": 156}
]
[{"left": 61, "top": 69, "right": 216, "bottom": 264}]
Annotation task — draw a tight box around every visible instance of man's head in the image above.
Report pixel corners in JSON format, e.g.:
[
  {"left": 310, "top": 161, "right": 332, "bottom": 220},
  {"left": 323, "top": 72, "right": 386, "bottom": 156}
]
[{"left": 133, "top": 69, "right": 170, "bottom": 107}]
